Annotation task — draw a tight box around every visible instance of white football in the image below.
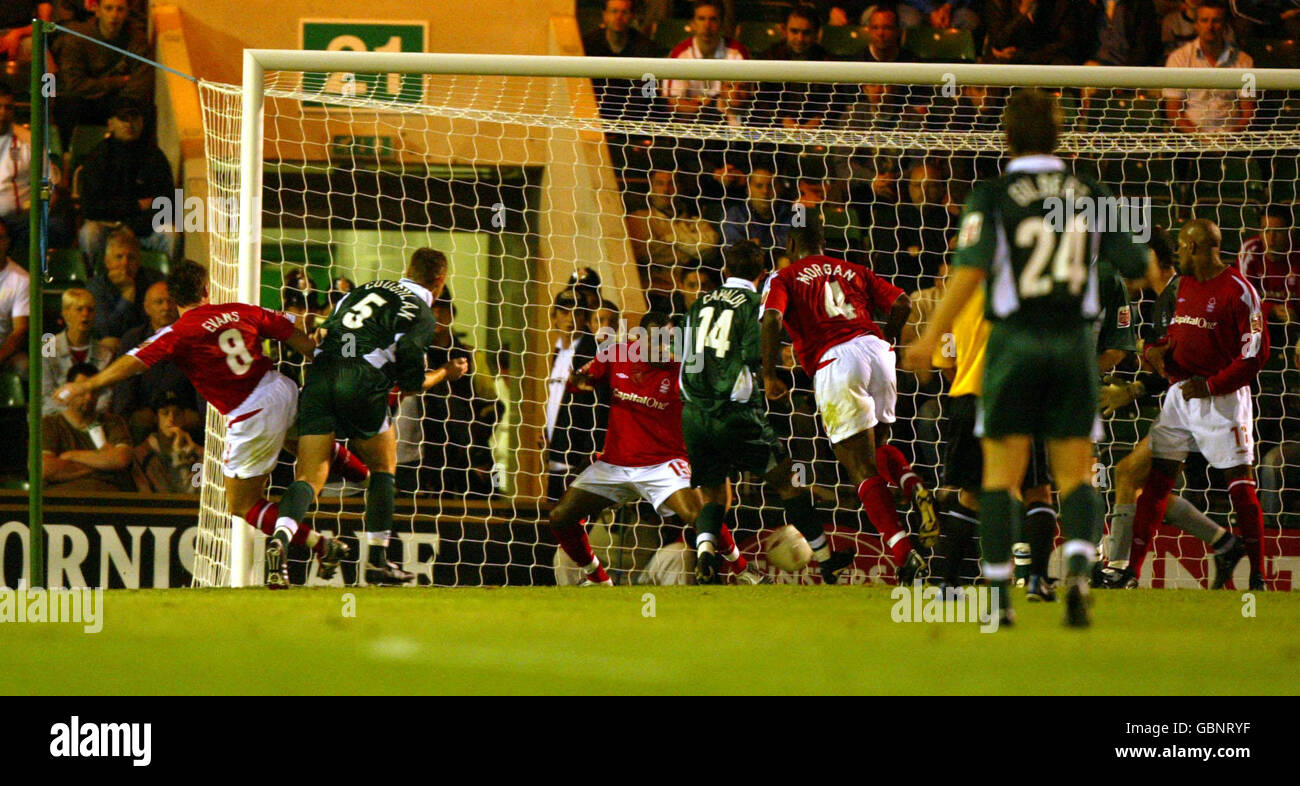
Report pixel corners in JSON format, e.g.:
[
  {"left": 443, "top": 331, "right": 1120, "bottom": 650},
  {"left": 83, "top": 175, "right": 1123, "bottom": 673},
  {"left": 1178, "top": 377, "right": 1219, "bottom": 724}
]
[{"left": 762, "top": 525, "right": 813, "bottom": 573}]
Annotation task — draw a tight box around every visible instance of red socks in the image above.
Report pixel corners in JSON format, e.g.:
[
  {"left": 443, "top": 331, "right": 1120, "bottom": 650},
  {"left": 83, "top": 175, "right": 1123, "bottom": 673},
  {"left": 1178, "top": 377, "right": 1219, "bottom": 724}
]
[
  {"left": 331, "top": 442, "right": 370, "bottom": 483},
  {"left": 553, "top": 523, "right": 606, "bottom": 580},
  {"left": 875, "top": 443, "right": 921, "bottom": 499},
  {"left": 246, "top": 500, "right": 322, "bottom": 554},
  {"left": 1228, "top": 479, "right": 1265, "bottom": 578},
  {"left": 858, "top": 475, "right": 911, "bottom": 562},
  {"left": 1130, "top": 466, "right": 1178, "bottom": 577},
  {"left": 245, "top": 499, "right": 278, "bottom": 536},
  {"left": 717, "top": 524, "right": 748, "bottom": 571}
]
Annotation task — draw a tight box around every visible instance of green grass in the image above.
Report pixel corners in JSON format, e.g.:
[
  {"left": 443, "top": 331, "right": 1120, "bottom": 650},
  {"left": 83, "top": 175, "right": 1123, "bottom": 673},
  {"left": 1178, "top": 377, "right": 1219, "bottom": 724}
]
[{"left": 3, "top": 586, "right": 1298, "bottom": 695}]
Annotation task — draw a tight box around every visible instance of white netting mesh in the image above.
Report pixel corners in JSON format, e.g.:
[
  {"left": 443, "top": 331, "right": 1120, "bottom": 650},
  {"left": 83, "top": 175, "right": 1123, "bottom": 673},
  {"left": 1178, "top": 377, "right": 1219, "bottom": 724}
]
[{"left": 195, "top": 59, "right": 1300, "bottom": 589}]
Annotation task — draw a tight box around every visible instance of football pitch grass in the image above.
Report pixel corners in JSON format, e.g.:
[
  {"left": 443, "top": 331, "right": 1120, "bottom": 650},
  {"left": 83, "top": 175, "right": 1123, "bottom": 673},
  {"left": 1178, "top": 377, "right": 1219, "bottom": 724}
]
[{"left": 3, "top": 586, "right": 1298, "bottom": 695}]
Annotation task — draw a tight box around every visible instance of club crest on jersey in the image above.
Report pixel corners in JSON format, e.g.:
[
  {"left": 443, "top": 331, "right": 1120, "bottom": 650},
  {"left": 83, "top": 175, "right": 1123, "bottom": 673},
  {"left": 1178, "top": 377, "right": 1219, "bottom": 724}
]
[
  {"left": 1117, "top": 305, "right": 1131, "bottom": 328},
  {"left": 1206, "top": 297, "right": 1216, "bottom": 313},
  {"left": 659, "top": 378, "right": 670, "bottom": 394}
]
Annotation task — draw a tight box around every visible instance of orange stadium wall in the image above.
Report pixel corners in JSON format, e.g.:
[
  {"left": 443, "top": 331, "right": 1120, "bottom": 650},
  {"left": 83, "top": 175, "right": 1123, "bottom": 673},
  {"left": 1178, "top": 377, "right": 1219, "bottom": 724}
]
[{"left": 150, "top": 1, "right": 642, "bottom": 500}]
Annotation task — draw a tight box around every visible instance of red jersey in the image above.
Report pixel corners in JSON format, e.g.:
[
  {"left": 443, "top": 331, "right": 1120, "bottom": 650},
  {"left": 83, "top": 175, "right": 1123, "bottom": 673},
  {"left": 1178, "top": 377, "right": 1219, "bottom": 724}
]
[
  {"left": 579, "top": 343, "right": 685, "bottom": 467},
  {"left": 762, "top": 254, "right": 904, "bottom": 376},
  {"left": 129, "top": 303, "right": 296, "bottom": 415},
  {"left": 1154, "top": 265, "right": 1268, "bottom": 395},
  {"left": 1237, "top": 236, "right": 1300, "bottom": 319}
]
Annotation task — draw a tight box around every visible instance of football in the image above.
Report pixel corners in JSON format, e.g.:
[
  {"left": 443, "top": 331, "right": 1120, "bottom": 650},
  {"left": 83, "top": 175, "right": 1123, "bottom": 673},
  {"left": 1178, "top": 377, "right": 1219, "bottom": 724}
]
[{"left": 762, "top": 525, "right": 813, "bottom": 573}]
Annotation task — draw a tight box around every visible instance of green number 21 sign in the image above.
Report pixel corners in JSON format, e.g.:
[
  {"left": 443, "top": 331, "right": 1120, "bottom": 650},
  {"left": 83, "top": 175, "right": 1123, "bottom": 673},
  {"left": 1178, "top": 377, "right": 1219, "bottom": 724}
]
[{"left": 300, "top": 20, "right": 427, "bottom": 105}]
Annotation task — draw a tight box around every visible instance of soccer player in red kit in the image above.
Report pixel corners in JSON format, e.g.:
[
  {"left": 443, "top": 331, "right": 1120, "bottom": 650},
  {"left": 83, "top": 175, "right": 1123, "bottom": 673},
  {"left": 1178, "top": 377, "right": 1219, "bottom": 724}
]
[
  {"left": 55, "top": 260, "right": 358, "bottom": 584},
  {"left": 548, "top": 312, "right": 758, "bottom": 585},
  {"left": 759, "top": 220, "right": 935, "bottom": 584},
  {"left": 1130, "top": 219, "right": 1270, "bottom": 589}
]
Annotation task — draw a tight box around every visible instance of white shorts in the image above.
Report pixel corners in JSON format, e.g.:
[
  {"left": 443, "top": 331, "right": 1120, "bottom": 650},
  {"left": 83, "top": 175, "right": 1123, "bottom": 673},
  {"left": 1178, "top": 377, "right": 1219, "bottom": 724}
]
[
  {"left": 222, "top": 370, "right": 298, "bottom": 479},
  {"left": 813, "top": 334, "right": 897, "bottom": 444},
  {"left": 1149, "top": 381, "right": 1254, "bottom": 469},
  {"left": 570, "top": 458, "right": 692, "bottom": 516}
]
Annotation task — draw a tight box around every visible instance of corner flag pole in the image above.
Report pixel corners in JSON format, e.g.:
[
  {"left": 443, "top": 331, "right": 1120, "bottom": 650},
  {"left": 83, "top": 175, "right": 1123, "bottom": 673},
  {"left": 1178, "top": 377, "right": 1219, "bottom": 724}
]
[{"left": 27, "top": 18, "right": 49, "bottom": 589}]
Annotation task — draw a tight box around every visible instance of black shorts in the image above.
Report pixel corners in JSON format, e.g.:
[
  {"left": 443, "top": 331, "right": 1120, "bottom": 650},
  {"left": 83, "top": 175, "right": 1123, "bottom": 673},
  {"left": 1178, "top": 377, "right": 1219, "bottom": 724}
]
[
  {"left": 943, "top": 395, "right": 1054, "bottom": 493},
  {"left": 683, "top": 401, "right": 786, "bottom": 488},
  {"left": 297, "top": 357, "right": 392, "bottom": 441}
]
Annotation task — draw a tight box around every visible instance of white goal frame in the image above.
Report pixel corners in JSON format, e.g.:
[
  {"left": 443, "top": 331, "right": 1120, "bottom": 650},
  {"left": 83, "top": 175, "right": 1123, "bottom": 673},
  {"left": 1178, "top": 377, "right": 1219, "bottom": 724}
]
[{"left": 216, "top": 50, "right": 1300, "bottom": 586}]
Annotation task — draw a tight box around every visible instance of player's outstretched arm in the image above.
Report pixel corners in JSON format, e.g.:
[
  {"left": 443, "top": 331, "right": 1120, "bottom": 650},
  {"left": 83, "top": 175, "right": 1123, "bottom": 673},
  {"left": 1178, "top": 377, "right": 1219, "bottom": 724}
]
[
  {"left": 421, "top": 358, "right": 468, "bottom": 391},
  {"left": 282, "top": 327, "right": 316, "bottom": 358},
  {"left": 883, "top": 294, "right": 911, "bottom": 344},
  {"left": 903, "top": 266, "right": 984, "bottom": 383},
  {"left": 759, "top": 309, "right": 789, "bottom": 400},
  {"left": 53, "top": 354, "right": 148, "bottom": 404}
]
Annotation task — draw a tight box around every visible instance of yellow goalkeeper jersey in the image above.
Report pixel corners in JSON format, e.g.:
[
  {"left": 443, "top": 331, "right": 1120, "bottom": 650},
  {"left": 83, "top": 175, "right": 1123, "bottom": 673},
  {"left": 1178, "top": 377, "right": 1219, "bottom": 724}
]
[{"left": 932, "top": 286, "right": 992, "bottom": 397}]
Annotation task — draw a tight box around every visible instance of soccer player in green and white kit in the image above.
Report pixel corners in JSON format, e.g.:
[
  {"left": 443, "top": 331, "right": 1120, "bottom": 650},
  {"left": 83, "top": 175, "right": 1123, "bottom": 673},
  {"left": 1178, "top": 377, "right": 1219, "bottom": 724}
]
[
  {"left": 681, "top": 240, "right": 855, "bottom": 584},
  {"left": 905, "top": 88, "right": 1153, "bottom": 627},
  {"left": 270, "top": 249, "right": 468, "bottom": 586}
]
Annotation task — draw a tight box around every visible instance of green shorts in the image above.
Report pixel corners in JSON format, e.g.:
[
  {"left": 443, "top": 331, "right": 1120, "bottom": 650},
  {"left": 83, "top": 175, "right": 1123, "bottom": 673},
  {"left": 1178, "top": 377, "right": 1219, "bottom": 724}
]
[
  {"left": 682, "top": 401, "right": 785, "bottom": 488},
  {"left": 979, "top": 324, "right": 1098, "bottom": 440},
  {"left": 296, "top": 357, "right": 393, "bottom": 441}
]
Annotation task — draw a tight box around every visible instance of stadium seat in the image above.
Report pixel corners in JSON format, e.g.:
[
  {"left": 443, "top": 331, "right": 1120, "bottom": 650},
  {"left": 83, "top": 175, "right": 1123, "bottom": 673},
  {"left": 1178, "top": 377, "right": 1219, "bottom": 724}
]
[
  {"left": 1250, "top": 38, "right": 1300, "bottom": 69},
  {"left": 0, "top": 371, "right": 24, "bottom": 409},
  {"left": 736, "top": 21, "right": 783, "bottom": 57},
  {"left": 736, "top": 0, "right": 797, "bottom": 23},
  {"left": 45, "top": 248, "right": 89, "bottom": 286},
  {"left": 653, "top": 18, "right": 692, "bottom": 52},
  {"left": 820, "top": 25, "right": 864, "bottom": 57},
  {"left": 139, "top": 250, "right": 171, "bottom": 275},
  {"left": 66, "top": 124, "right": 107, "bottom": 171},
  {"left": 0, "top": 479, "right": 29, "bottom": 491},
  {"left": 902, "top": 27, "right": 976, "bottom": 63}
]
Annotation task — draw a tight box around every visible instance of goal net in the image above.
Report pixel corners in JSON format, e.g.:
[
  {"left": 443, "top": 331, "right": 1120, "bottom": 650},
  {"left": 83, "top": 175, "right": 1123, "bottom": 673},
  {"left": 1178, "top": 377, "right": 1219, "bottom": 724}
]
[{"left": 194, "top": 53, "right": 1300, "bottom": 589}]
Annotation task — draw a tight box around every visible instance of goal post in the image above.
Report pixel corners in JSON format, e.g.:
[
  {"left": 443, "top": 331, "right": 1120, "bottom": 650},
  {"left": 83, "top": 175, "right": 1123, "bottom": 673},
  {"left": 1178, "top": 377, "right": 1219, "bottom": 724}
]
[{"left": 193, "top": 51, "right": 1300, "bottom": 588}]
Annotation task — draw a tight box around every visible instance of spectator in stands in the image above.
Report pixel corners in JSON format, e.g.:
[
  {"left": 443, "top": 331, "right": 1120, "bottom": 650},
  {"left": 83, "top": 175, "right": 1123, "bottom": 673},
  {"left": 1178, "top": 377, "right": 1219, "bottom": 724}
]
[
  {"left": 0, "top": 222, "right": 29, "bottom": 378},
  {"left": 85, "top": 227, "right": 164, "bottom": 354},
  {"left": 0, "top": 83, "right": 34, "bottom": 250},
  {"left": 0, "top": 2, "right": 52, "bottom": 65},
  {"left": 627, "top": 165, "right": 722, "bottom": 274},
  {"left": 662, "top": 0, "right": 750, "bottom": 126},
  {"left": 1238, "top": 204, "right": 1300, "bottom": 348},
  {"left": 984, "top": 0, "right": 1090, "bottom": 65},
  {"left": 680, "top": 267, "right": 715, "bottom": 311},
  {"left": 545, "top": 290, "right": 601, "bottom": 500},
  {"left": 328, "top": 275, "right": 354, "bottom": 310},
  {"left": 895, "top": 1, "right": 981, "bottom": 31},
  {"left": 1082, "top": 0, "right": 1164, "bottom": 67},
  {"left": 78, "top": 98, "right": 178, "bottom": 262},
  {"left": 54, "top": 0, "right": 151, "bottom": 139},
  {"left": 135, "top": 388, "right": 202, "bottom": 494},
  {"left": 591, "top": 299, "right": 621, "bottom": 341},
  {"left": 584, "top": 0, "right": 662, "bottom": 121},
  {"left": 1163, "top": 0, "right": 1204, "bottom": 52},
  {"left": 751, "top": 5, "right": 834, "bottom": 130},
  {"left": 41, "top": 362, "right": 138, "bottom": 492},
  {"left": 841, "top": 7, "right": 921, "bottom": 129},
  {"left": 1164, "top": 0, "right": 1255, "bottom": 133},
  {"left": 722, "top": 163, "right": 791, "bottom": 264},
  {"left": 42, "top": 287, "right": 113, "bottom": 414},
  {"left": 860, "top": 5, "right": 912, "bottom": 64},
  {"left": 888, "top": 160, "right": 954, "bottom": 290},
  {"left": 418, "top": 294, "right": 497, "bottom": 495},
  {"left": 109, "top": 280, "right": 202, "bottom": 441}
]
